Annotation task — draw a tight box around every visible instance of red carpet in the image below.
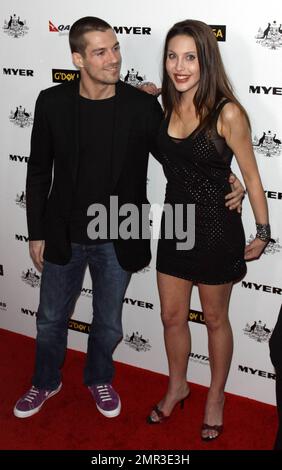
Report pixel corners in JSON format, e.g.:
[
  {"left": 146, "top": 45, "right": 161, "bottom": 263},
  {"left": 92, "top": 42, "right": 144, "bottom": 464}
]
[{"left": 0, "top": 328, "right": 277, "bottom": 450}]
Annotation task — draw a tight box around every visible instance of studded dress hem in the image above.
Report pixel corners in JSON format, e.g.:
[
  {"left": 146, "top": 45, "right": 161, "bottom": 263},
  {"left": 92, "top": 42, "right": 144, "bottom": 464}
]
[{"left": 156, "top": 266, "right": 247, "bottom": 285}]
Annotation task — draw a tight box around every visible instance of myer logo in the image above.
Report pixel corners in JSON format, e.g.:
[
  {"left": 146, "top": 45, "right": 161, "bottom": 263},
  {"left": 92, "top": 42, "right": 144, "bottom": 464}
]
[
  {"left": 249, "top": 85, "right": 282, "bottom": 95},
  {"left": 241, "top": 281, "right": 282, "bottom": 295},
  {"left": 21, "top": 308, "right": 37, "bottom": 317},
  {"left": 15, "top": 234, "right": 29, "bottom": 242},
  {"left": 188, "top": 309, "right": 205, "bottom": 324},
  {"left": 113, "top": 26, "right": 151, "bottom": 35},
  {"left": 265, "top": 190, "right": 282, "bottom": 200},
  {"left": 238, "top": 365, "right": 276, "bottom": 380},
  {"left": 123, "top": 298, "right": 153, "bottom": 309},
  {"left": 209, "top": 25, "right": 226, "bottom": 41},
  {"left": 52, "top": 69, "right": 80, "bottom": 83},
  {"left": 9, "top": 154, "right": 29, "bottom": 163},
  {"left": 3, "top": 68, "right": 33, "bottom": 77}
]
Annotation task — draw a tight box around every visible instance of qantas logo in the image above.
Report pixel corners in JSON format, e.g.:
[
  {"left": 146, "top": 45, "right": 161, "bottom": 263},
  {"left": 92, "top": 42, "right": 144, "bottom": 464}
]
[
  {"left": 49, "top": 20, "right": 58, "bottom": 32},
  {"left": 49, "top": 20, "right": 70, "bottom": 34}
]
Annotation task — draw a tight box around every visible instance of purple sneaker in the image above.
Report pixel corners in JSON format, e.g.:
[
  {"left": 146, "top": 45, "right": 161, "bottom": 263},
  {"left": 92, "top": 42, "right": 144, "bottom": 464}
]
[
  {"left": 13, "top": 383, "right": 62, "bottom": 418},
  {"left": 88, "top": 384, "right": 121, "bottom": 418}
]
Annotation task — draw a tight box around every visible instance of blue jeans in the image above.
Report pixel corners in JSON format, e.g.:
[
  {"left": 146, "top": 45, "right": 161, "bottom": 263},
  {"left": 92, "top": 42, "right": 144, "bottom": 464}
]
[{"left": 32, "top": 243, "right": 131, "bottom": 390}]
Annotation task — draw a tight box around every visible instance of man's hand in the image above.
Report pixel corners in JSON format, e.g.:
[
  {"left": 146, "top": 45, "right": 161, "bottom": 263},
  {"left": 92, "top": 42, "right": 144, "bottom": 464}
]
[
  {"left": 245, "top": 237, "right": 267, "bottom": 260},
  {"left": 29, "top": 240, "right": 45, "bottom": 272},
  {"left": 138, "top": 82, "right": 161, "bottom": 96},
  {"left": 225, "top": 173, "right": 245, "bottom": 213}
]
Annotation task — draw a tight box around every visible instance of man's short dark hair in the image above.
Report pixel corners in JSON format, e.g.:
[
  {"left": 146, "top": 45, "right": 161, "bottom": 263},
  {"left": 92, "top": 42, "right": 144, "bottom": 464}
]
[{"left": 69, "top": 16, "right": 112, "bottom": 55}]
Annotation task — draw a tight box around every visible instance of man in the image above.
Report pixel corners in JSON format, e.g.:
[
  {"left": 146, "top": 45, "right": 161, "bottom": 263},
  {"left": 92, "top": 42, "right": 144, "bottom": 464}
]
[
  {"left": 13, "top": 17, "right": 244, "bottom": 419},
  {"left": 269, "top": 304, "right": 282, "bottom": 450}
]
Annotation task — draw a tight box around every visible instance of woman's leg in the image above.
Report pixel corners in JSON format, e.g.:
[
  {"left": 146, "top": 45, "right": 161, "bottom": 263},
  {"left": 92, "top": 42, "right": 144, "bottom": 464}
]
[
  {"left": 198, "top": 282, "right": 233, "bottom": 439},
  {"left": 149, "top": 272, "right": 193, "bottom": 421}
]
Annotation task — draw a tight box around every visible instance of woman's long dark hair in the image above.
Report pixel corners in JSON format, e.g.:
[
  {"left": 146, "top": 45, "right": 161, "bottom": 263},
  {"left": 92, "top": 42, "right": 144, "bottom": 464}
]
[{"left": 162, "top": 19, "right": 250, "bottom": 130}]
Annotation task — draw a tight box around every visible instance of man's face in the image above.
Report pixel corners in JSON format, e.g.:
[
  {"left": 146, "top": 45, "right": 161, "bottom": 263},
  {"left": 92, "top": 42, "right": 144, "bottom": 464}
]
[{"left": 73, "top": 28, "right": 122, "bottom": 85}]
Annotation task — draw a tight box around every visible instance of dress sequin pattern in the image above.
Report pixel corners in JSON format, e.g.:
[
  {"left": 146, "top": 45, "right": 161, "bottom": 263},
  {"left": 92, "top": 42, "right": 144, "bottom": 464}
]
[{"left": 156, "top": 100, "right": 247, "bottom": 284}]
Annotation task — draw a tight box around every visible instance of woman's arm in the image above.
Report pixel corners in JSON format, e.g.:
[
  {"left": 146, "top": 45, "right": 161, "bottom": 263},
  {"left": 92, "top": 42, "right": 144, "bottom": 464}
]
[{"left": 219, "top": 102, "right": 270, "bottom": 260}]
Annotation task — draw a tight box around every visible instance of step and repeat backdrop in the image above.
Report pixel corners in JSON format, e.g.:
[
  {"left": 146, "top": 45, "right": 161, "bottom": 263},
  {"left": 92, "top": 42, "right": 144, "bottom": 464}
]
[{"left": 0, "top": 0, "right": 281, "bottom": 405}]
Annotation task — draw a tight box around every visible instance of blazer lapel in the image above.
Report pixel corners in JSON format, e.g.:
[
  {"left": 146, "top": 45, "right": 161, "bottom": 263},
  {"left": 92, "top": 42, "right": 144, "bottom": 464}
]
[
  {"left": 111, "top": 81, "right": 132, "bottom": 191},
  {"left": 70, "top": 80, "right": 80, "bottom": 185}
]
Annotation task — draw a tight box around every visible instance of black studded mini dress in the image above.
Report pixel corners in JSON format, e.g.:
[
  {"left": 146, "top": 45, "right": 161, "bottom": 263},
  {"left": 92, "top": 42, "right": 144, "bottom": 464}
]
[{"left": 156, "top": 100, "right": 247, "bottom": 284}]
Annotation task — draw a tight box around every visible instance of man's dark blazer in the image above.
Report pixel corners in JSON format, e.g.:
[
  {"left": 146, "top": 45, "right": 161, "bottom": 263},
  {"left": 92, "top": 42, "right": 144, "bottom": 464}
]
[{"left": 26, "top": 80, "right": 163, "bottom": 271}]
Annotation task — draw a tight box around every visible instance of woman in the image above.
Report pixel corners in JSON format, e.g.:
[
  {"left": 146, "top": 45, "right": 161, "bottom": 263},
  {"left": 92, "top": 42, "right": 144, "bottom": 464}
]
[{"left": 147, "top": 20, "right": 270, "bottom": 441}]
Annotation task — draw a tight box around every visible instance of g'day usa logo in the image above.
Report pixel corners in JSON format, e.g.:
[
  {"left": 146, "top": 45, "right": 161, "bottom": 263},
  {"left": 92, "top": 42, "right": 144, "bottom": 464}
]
[
  {"left": 52, "top": 69, "right": 80, "bottom": 83},
  {"left": 9, "top": 106, "right": 33, "bottom": 128},
  {"left": 3, "top": 14, "right": 28, "bottom": 38},
  {"left": 255, "top": 21, "right": 282, "bottom": 49},
  {"left": 253, "top": 130, "right": 281, "bottom": 157},
  {"left": 209, "top": 25, "right": 226, "bottom": 41}
]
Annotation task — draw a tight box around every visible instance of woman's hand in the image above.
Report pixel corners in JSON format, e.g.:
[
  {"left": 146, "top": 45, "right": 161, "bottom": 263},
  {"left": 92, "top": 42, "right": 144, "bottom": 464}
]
[
  {"left": 138, "top": 82, "right": 161, "bottom": 96},
  {"left": 244, "top": 237, "right": 268, "bottom": 260}
]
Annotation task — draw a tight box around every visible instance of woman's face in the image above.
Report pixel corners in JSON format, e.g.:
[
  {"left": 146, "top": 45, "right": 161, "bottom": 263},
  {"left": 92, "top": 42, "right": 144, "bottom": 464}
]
[{"left": 166, "top": 34, "right": 200, "bottom": 96}]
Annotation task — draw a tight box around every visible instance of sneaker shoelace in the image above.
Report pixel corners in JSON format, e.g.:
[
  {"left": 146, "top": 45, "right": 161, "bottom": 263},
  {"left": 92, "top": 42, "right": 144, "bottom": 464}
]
[
  {"left": 23, "top": 386, "right": 40, "bottom": 403},
  {"left": 96, "top": 385, "right": 112, "bottom": 402}
]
